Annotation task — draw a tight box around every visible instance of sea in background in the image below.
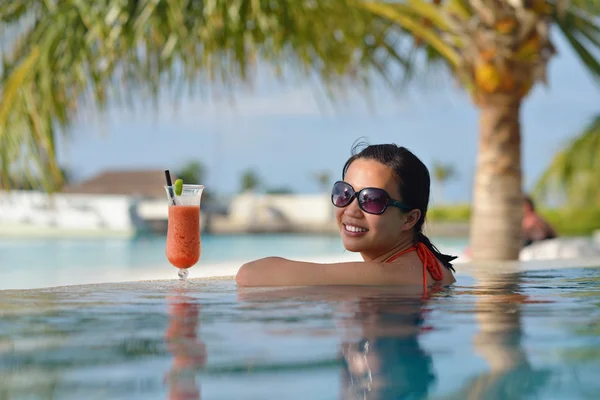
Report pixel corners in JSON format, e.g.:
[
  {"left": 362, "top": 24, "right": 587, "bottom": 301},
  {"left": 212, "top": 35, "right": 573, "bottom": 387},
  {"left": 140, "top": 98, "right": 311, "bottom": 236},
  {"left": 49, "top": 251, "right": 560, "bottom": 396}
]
[{"left": 0, "top": 235, "right": 469, "bottom": 290}]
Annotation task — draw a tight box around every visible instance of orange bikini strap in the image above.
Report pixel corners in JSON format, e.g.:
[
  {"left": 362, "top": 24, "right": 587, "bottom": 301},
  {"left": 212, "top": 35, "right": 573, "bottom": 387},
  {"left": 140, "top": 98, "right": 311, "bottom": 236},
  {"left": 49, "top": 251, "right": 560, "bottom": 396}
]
[{"left": 386, "top": 242, "right": 444, "bottom": 291}]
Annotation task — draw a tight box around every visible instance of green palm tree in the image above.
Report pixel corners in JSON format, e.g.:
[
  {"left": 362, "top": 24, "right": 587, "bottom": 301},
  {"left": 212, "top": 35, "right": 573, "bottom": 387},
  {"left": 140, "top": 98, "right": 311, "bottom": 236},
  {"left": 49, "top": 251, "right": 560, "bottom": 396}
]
[
  {"left": 177, "top": 160, "right": 206, "bottom": 185},
  {"left": 360, "top": 0, "right": 600, "bottom": 260},
  {"left": 0, "top": 0, "right": 405, "bottom": 191},
  {"left": 432, "top": 161, "right": 457, "bottom": 205},
  {"left": 2, "top": 1, "right": 600, "bottom": 261},
  {"left": 534, "top": 114, "right": 600, "bottom": 206},
  {"left": 240, "top": 169, "right": 261, "bottom": 193},
  {"left": 312, "top": 171, "right": 331, "bottom": 193}
]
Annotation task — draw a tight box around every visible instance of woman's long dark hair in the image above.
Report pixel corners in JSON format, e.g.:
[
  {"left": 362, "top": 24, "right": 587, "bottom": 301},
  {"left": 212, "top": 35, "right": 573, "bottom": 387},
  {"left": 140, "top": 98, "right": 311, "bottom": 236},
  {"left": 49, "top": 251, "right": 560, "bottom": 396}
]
[{"left": 342, "top": 142, "right": 457, "bottom": 271}]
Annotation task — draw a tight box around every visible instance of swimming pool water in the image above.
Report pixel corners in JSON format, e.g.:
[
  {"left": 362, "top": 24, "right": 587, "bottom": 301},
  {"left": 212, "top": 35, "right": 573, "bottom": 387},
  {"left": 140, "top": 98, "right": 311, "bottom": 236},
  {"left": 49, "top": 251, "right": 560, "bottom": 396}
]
[
  {"left": 1, "top": 266, "right": 599, "bottom": 399},
  {"left": 0, "top": 235, "right": 468, "bottom": 290}
]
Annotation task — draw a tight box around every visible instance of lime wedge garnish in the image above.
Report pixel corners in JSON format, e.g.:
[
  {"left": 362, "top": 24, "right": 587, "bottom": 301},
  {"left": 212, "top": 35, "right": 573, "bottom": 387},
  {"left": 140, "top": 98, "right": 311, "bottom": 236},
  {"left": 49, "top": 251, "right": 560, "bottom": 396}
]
[{"left": 174, "top": 179, "right": 183, "bottom": 196}]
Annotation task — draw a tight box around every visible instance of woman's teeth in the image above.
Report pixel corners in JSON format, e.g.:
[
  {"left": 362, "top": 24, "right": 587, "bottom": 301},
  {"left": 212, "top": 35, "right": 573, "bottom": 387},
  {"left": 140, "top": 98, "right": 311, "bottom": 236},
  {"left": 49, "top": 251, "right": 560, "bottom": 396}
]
[{"left": 345, "top": 224, "right": 368, "bottom": 233}]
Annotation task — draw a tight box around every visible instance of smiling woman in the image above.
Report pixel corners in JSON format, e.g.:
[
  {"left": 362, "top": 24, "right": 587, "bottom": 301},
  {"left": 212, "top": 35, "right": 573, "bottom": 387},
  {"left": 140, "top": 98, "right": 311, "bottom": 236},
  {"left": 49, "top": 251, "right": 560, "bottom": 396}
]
[{"left": 236, "top": 143, "right": 457, "bottom": 290}]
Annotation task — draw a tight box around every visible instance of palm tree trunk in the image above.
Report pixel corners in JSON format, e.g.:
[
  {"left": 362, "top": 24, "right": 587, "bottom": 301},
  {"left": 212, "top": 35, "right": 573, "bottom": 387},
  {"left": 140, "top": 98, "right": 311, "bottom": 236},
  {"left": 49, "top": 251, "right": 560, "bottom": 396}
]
[
  {"left": 470, "top": 99, "right": 523, "bottom": 261},
  {"left": 466, "top": 270, "right": 528, "bottom": 399}
]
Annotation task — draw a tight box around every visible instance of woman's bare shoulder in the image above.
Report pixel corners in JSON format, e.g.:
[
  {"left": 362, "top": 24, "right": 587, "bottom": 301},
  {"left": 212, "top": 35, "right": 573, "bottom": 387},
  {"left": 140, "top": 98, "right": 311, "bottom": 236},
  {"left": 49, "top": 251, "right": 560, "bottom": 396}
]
[{"left": 235, "top": 256, "right": 427, "bottom": 287}]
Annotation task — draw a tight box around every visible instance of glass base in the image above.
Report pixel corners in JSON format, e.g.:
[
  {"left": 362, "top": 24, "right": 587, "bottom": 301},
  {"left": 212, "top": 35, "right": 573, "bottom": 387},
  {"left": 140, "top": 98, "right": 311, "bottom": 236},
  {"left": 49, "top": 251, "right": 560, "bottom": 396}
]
[{"left": 178, "top": 269, "right": 189, "bottom": 280}]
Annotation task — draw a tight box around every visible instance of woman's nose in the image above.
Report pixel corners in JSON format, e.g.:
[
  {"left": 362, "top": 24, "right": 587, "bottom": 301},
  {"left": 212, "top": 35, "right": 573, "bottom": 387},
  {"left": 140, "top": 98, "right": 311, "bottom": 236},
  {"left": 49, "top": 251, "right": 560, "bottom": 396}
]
[{"left": 343, "top": 198, "right": 364, "bottom": 218}]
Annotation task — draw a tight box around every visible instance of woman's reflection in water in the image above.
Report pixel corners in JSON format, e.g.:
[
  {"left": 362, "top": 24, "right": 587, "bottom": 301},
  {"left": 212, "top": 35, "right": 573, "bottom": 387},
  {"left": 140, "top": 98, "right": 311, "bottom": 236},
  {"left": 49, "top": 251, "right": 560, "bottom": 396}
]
[
  {"left": 338, "top": 289, "right": 437, "bottom": 400},
  {"left": 165, "top": 291, "right": 206, "bottom": 400},
  {"left": 237, "top": 285, "right": 438, "bottom": 400}
]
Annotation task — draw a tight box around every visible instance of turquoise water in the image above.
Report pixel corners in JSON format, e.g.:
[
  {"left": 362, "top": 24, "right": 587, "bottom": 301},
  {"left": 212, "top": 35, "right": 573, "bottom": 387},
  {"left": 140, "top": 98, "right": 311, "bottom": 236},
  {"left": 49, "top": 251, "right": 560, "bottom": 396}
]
[
  {"left": 1, "top": 268, "right": 600, "bottom": 399},
  {"left": 3, "top": 235, "right": 599, "bottom": 398},
  {"left": 0, "top": 235, "right": 468, "bottom": 290}
]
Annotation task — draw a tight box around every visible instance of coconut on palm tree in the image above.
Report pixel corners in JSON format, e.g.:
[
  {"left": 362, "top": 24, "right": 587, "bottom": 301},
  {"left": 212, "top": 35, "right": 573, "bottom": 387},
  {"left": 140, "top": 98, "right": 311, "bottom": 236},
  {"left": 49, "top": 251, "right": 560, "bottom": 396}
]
[{"left": 361, "top": 0, "right": 600, "bottom": 260}]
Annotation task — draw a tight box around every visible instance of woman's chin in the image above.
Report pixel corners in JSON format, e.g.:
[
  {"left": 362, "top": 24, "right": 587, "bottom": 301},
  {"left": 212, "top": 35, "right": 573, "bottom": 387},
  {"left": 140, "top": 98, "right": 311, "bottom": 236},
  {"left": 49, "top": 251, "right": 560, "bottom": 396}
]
[{"left": 341, "top": 238, "right": 366, "bottom": 253}]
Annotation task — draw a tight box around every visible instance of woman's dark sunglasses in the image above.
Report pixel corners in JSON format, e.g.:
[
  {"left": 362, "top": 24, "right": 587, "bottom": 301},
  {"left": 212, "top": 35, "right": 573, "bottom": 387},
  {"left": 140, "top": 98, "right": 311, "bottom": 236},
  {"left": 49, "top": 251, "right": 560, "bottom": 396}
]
[{"left": 331, "top": 181, "right": 412, "bottom": 215}]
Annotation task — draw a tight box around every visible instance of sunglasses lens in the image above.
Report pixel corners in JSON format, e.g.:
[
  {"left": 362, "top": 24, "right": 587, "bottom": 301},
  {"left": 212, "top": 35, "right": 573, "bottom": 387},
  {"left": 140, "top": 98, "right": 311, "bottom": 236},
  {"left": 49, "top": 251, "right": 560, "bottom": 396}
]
[
  {"left": 359, "top": 189, "right": 389, "bottom": 214},
  {"left": 332, "top": 182, "right": 353, "bottom": 207}
]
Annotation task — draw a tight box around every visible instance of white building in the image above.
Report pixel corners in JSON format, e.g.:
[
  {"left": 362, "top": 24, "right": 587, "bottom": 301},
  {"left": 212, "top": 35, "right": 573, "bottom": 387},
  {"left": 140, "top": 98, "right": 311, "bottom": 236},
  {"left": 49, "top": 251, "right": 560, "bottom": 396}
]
[{"left": 0, "top": 190, "right": 140, "bottom": 238}]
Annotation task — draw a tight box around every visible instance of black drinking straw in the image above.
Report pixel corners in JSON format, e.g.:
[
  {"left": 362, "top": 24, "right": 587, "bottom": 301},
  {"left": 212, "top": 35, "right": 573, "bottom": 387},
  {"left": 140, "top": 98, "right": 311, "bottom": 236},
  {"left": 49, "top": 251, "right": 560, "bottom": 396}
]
[{"left": 164, "top": 170, "right": 176, "bottom": 206}]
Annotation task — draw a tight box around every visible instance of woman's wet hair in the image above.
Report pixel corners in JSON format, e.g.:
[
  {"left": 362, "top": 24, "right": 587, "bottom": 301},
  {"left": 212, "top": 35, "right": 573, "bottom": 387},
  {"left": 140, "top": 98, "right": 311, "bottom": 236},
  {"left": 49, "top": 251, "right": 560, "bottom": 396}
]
[{"left": 342, "top": 142, "right": 457, "bottom": 271}]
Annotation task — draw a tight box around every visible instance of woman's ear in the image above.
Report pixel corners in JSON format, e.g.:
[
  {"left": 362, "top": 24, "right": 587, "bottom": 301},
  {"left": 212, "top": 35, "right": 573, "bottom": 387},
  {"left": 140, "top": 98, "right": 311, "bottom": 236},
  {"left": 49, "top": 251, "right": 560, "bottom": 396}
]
[{"left": 401, "top": 209, "right": 422, "bottom": 231}]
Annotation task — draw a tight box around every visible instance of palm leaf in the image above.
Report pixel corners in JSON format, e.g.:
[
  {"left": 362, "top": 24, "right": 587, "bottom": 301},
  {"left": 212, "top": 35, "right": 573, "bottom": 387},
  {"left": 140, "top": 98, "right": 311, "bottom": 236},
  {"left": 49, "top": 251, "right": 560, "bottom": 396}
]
[
  {"left": 4, "top": 0, "right": 600, "bottom": 194},
  {"left": 0, "top": 46, "right": 40, "bottom": 189},
  {"left": 553, "top": 4, "right": 600, "bottom": 83},
  {"left": 360, "top": 1, "right": 461, "bottom": 68},
  {"left": 0, "top": 0, "right": 415, "bottom": 191},
  {"left": 534, "top": 114, "right": 600, "bottom": 205}
]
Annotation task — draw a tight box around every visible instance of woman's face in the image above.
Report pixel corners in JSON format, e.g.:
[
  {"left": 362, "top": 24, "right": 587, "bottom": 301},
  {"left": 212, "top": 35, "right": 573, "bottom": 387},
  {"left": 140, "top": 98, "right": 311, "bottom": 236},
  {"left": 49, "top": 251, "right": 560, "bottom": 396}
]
[{"left": 334, "top": 158, "right": 408, "bottom": 258}]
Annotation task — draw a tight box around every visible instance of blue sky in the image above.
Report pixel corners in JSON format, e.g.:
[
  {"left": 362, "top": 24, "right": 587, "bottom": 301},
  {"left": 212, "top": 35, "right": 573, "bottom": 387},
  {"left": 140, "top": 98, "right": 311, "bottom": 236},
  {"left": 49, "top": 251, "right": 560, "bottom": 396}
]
[{"left": 57, "top": 34, "right": 600, "bottom": 204}]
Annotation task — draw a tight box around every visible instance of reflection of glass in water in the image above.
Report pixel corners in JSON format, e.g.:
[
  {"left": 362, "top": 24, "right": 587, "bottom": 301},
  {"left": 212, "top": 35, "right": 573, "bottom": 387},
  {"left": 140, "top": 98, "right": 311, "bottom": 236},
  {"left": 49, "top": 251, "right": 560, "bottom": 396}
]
[
  {"left": 165, "top": 294, "right": 206, "bottom": 400},
  {"left": 339, "top": 295, "right": 436, "bottom": 400}
]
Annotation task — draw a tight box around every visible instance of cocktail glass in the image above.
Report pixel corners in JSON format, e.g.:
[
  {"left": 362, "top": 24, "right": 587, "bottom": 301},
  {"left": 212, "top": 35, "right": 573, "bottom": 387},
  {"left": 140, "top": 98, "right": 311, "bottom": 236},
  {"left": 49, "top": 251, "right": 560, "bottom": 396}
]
[{"left": 164, "top": 184, "right": 205, "bottom": 279}]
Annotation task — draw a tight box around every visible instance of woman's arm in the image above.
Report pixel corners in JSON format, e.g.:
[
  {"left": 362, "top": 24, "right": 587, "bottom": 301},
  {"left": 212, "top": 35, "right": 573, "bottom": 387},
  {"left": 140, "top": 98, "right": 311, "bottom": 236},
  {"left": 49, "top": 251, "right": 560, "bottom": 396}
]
[{"left": 235, "top": 257, "right": 424, "bottom": 287}]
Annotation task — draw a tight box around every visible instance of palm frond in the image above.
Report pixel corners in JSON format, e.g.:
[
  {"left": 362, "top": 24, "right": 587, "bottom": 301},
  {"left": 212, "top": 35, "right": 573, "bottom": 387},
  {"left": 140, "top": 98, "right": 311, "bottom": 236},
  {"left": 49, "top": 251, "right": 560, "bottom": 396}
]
[
  {"left": 534, "top": 114, "right": 600, "bottom": 206},
  {"left": 0, "top": 0, "right": 415, "bottom": 191},
  {"left": 4, "top": 0, "right": 600, "bottom": 194},
  {"left": 360, "top": 1, "right": 461, "bottom": 68},
  {"left": 553, "top": 4, "right": 600, "bottom": 84}
]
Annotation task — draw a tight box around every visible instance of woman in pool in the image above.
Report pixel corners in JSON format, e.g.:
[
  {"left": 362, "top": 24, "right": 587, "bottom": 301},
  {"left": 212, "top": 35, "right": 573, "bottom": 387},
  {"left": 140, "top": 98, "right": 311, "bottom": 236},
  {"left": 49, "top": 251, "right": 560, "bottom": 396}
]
[{"left": 236, "top": 143, "right": 457, "bottom": 288}]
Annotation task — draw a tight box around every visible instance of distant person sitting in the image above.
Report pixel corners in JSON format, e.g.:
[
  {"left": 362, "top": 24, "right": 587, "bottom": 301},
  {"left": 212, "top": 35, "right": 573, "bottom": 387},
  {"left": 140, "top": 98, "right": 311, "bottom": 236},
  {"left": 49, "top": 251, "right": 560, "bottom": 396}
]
[
  {"left": 522, "top": 195, "right": 557, "bottom": 247},
  {"left": 464, "top": 195, "right": 557, "bottom": 259}
]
